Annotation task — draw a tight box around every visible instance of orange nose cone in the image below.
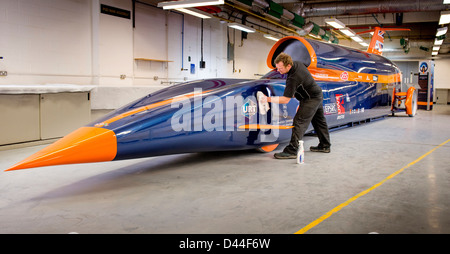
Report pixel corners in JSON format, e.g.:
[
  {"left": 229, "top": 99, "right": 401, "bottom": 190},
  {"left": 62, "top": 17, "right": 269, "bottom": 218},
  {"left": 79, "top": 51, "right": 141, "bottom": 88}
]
[{"left": 5, "top": 127, "right": 117, "bottom": 171}]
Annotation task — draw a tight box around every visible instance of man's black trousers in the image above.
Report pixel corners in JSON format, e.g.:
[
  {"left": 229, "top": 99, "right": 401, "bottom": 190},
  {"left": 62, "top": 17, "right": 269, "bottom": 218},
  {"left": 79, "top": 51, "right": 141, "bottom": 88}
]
[{"left": 283, "top": 96, "right": 331, "bottom": 154}]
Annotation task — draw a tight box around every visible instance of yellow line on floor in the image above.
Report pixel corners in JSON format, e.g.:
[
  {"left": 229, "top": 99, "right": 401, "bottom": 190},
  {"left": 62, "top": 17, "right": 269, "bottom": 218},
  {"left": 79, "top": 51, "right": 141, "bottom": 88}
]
[{"left": 295, "top": 139, "right": 450, "bottom": 234}]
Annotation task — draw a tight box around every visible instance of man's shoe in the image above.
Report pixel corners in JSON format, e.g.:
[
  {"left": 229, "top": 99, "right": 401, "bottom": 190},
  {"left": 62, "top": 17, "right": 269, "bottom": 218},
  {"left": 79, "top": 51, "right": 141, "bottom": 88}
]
[
  {"left": 310, "top": 145, "right": 330, "bottom": 153},
  {"left": 274, "top": 152, "right": 297, "bottom": 159}
]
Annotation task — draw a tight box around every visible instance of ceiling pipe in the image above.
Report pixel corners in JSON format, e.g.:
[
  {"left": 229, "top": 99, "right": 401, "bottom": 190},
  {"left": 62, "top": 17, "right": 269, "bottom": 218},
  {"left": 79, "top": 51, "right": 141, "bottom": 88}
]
[
  {"left": 225, "top": 1, "right": 299, "bottom": 34},
  {"left": 299, "top": 0, "right": 449, "bottom": 17},
  {"left": 297, "top": 22, "right": 314, "bottom": 36},
  {"left": 252, "top": 0, "right": 269, "bottom": 9},
  {"left": 226, "top": 0, "right": 325, "bottom": 40}
]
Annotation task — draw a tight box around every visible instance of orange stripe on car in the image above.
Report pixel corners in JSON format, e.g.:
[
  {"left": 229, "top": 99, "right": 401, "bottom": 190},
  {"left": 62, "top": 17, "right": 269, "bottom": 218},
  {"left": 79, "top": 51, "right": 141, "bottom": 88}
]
[
  {"left": 238, "top": 124, "right": 294, "bottom": 130},
  {"left": 95, "top": 90, "right": 213, "bottom": 127}
]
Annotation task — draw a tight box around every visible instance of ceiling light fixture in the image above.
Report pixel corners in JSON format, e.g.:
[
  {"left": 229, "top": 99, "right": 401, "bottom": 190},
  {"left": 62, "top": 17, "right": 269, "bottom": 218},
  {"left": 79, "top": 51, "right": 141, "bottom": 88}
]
[
  {"left": 308, "top": 33, "right": 322, "bottom": 40},
  {"left": 227, "top": 23, "right": 256, "bottom": 33},
  {"left": 435, "top": 38, "right": 444, "bottom": 45},
  {"left": 175, "top": 8, "right": 212, "bottom": 18},
  {"left": 439, "top": 10, "right": 450, "bottom": 25},
  {"left": 433, "top": 46, "right": 440, "bottom": 51},
  {"left": 350, "top": 35, "right": 363, "bottom": 42},
  {"left": 325, "top": 18, "right": 346, "bottom": 29},
  {"left": 158, "top": 0, "right": 224, "bottom": 10},
  {"left": 264, "top": 34, "right": 280, "bottom": 41},
  {"left": 436, "top": 27, "right": 448, "bottom": 36},
  {"left": 339, "top": 27, "right": 356, "bottom": 37},
  {"left": 432, "top": 51, "right": 439, "bottom": 56},
  {"left": 359, "top": 42, "right": 369, "bottom": 47}
]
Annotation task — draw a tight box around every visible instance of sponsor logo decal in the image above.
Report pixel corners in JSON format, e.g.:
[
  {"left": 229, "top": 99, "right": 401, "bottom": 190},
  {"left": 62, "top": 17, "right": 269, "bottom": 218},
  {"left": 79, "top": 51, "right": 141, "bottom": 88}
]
[
  {"left": 375, "top": 41, "right": 384, "bottom": 52},
  {"left": 349, "top": 107, "right": 365, "bottom": 114},
  {"left": 335, "top": 94, "right": 345, "bottom": 114},
  {"left": 419, "top": 62, "right": 428, "bottom": 73},
  {"left": 340, "top": 71, "right": 349, "bottom": 81},
  {"left": 324, "top": 103, "right": 337, "bottom": 115},
  {"left": 242, "top": 98, "right": 257, "bottom": 118}
]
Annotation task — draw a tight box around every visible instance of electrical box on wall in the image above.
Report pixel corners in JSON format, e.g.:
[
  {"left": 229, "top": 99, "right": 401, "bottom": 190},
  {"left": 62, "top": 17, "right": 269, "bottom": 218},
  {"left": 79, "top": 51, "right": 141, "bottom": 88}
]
[
  {"left": 200, "top": 61, "right": 206, "bottom": 69},
  {"left": 227, "top": 42, "right": 234, "bottom": 61},
  {"left": 0, "top": 56, "right": 5, "bottom": 76}
]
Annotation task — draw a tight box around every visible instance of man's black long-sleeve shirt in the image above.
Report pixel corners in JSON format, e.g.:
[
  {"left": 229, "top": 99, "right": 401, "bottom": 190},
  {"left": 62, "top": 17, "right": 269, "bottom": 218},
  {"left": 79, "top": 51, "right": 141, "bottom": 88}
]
[{"left": 283, "top": 61, "right": 322, "bottom": 101}]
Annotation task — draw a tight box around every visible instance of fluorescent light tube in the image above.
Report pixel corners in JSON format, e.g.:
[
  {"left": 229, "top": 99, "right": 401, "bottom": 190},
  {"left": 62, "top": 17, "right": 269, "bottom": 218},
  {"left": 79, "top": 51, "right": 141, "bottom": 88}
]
[
  {"left": 175, "top": 8, "right": 212, "bottom": 18},
  {"left": 439, "top": 11, "right": 450, "bottom": 25},
  {"left": 359, "top": 42, "right": 369, "bottom": 47},
  {"left": 264, "top": 34, "right": 280, "bottom": 41},
  {"left": 436, "top": 27, "right": 448, "bottom": 36},
  {"left": 308, "top": 33, "right": 322, "bottom": 39},
  {"left": 433, "top": 46, "right": 440, "bottom": 51},
  {"left": 435, "top": 38, "right": 444, "bottom": 45},
  {"left": 228, "top": 23, "right": 256, "bottom": 33},
  {"left": 158, "top": 0, "right": 224, "bottom": 10},
  {"left": 339, "top": 28, "right": 356, "bottom": 37},
  {"left": 351, "top": 35, "right": 363, "bottom": 42},
  {"left": 432, "top": 51, "right": 438, "bottom": 55},
  {"left": 444, "top": 0, "right": 450, "bottom": 4},
  {"left": 325, "top": 18, "right": 345, "bottom": 29}
]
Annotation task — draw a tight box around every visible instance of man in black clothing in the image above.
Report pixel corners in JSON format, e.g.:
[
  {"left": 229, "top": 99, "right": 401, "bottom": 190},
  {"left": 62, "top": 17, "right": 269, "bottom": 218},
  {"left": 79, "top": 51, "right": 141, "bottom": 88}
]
[{"left": 263, "top": 52, "right": 331, "bottom": 159}]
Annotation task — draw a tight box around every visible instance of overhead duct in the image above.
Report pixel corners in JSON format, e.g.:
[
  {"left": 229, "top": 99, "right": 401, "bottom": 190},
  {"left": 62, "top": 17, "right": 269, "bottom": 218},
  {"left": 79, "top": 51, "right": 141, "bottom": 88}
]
[
  {"left": 290, "top": 2, "right": 305, "bottom": 17},
  {"left": 231, "top": 0, "right": 300, "bottom": 27},
  {"left": 297, "top": 22, "right": 314, "bottom": 36},
  {"left": 282, "top": 8, "right": 295, "bottom": 21},
  {"left": 228, "top": 0, "right": 338, "bottom": 43},
  {"left": 300, "top": 0, "right": 449, "bottom": 17},
  {"left": 252, "top": 0, "right": 269, "bottom": 9}
]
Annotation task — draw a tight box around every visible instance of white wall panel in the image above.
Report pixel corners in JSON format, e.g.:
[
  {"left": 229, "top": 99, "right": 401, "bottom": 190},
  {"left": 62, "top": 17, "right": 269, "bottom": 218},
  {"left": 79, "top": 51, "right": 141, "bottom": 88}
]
[
  {"left": 0, "top": 0, "right": 92, "bottom": 85},
  {"left": 98, "top": 0, "right": 133, "bottom": 86},
  {"left": 9, "top": 0, "right": 443, "bottom": 110},
  {"left": 434, "top": 58, "right": 450, "bottom": 89}
]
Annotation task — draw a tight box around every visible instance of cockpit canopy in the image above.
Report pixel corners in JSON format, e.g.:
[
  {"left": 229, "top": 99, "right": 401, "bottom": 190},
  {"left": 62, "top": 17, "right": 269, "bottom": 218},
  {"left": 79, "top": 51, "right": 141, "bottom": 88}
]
[{"left": 260, "top": 69, "right": 286, "bottom": 80}]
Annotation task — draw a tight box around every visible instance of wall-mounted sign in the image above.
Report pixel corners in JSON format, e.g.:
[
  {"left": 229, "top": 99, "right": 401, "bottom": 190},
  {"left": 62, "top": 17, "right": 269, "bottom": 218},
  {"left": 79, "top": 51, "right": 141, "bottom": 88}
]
[
  {"left": 419, "top": 61, "right": 428, "bottom": 73},
  {"left": 101, "top": 4, "right": 130, "bottom": 19}
]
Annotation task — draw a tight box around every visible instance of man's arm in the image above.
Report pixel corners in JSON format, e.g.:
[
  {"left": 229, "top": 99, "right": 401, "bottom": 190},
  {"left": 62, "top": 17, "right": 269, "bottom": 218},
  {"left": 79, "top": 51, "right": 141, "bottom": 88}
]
[{"left": 267, "top": 96, "right": 291, "bottom": 104}]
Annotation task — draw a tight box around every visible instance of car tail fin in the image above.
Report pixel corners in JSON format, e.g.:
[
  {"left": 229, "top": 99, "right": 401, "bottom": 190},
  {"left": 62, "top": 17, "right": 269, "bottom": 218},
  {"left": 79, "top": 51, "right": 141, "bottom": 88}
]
[
  {"left": 367, "top": 27, "right": 385, "bottom": 55},
  {"left": 359, "top": 27, "right": 411, "bottom": 56}
]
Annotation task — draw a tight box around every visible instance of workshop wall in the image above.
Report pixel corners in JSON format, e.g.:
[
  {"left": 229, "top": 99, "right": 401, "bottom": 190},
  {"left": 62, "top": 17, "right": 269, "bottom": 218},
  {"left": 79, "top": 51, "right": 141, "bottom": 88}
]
[
  {"left": 0, "top": 0, "right": 274, "bottom": 109},
  {"left": 0, "top": 0, "right": 92, "bottom": 85}
]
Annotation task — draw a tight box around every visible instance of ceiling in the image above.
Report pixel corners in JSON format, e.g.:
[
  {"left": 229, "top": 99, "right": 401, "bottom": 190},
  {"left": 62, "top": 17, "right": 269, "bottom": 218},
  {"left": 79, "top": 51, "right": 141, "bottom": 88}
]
[
  {"left": 275, "top": 0, "right": 450, "bottom": 60},
  {"left": 146, "top": 0, "right": 450, "bottom": 60}
]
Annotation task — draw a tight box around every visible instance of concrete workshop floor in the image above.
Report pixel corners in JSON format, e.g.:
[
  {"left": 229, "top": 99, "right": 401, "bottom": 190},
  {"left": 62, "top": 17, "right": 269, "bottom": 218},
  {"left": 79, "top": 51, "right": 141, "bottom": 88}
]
[{"left": 0, "top": 105, "right": 449, "bottom": 234}]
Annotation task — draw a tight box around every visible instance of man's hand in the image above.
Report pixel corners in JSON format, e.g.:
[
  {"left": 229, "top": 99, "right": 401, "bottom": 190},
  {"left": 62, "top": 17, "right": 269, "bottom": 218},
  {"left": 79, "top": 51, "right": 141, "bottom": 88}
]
[
  {"left": 260, "top": 94, "right": 268, "bottom": 103},
  {"left": 257, "top": 91, "right": 270, "bottom": 115}
]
